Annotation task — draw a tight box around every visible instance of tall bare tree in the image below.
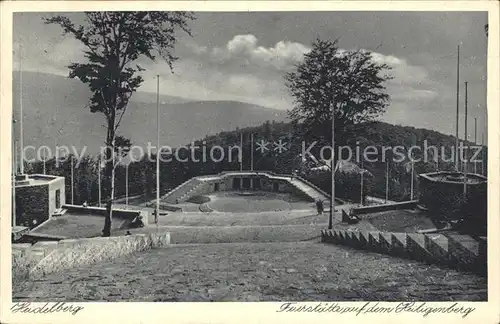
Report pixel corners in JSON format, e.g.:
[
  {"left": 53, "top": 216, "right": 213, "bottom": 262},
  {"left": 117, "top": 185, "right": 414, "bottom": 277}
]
[{"left": 45, "top": 12, "right": 195, "bottom": 236}]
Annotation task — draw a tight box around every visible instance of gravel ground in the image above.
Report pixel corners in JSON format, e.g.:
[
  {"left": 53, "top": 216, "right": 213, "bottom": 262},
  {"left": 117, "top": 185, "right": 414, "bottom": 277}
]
[{"left": 13, "top": 242, "right": 487, "bottom": 302}]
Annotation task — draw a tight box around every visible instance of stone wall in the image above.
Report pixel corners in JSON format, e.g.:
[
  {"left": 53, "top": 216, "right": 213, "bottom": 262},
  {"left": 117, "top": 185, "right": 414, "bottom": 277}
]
[
  {"left": 351, "top": 201, "right": 418, "bottom": 216},
  {"left": 61, "top": 205, "right": 147, "bottom": 221},
  {"left": 15, "top": 176, "right": 66, "bottom": 229},
  {"left": 164, "top": 172, "right": 328, "bottom": 204},
  {"left": 419, "top": 172, "right": 487, "bottom": 224},
  {"left": 12, "top": 232, "right": 170, "bottom": 281},
  {"left": 15, "top": 184, "right": 49, "bottom": 228},
  {"left": 48, "top": 177, "right": 66, "bottom": 217}
]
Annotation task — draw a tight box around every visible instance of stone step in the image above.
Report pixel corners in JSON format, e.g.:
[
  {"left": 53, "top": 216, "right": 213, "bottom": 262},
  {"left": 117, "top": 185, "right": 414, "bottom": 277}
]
[{"left": 320, "top": 228, "right": 486, "bottom": 276}]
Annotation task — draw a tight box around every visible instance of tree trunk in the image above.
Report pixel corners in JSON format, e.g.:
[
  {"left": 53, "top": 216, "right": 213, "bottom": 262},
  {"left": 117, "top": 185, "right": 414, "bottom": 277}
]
[
  {"left": 102, "top": 158, "right": 115, "bottom": 237},
  {"left": 102, "top": 126, "right": 116, "bottom": 237}
]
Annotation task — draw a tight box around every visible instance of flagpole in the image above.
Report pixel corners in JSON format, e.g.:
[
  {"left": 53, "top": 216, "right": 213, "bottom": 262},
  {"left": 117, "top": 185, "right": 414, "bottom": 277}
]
[
  {"left": 12, "top": 121, "right": 17, "bottom": 227},
  {"left": 474, "top": 116, "right": 477, "bottom": 174},
  {"left": 410, "top": 161, "right": 414, "bottom": 200},
  {"left": 240, "top": 132, "right": 243, "bottom": 172},
  {"left": 481, "top": 132, "right": 485, "bottom": 175},
  {"left": 455, "top": 44, "right": 460, "bottom": 171},
  {"left": 385, "top": 161, "right": 389, "bottom": 204},
  {"left": 156, "top": 75, "right": 160, "bottom": 228},
  {"left": 125, "top": 163, "right": 129, "bottom": 206},
  {"left": 250, "top": 133, "right": 254, "bottom": 171},
  {"left": 19, "top": 43, "right": 24, "bottom": 175},
  {"left": 328, "top": 105, "right": 335, "bottom": 230},
  {"left": 43, "top": 150, "right": 46, "bottom": 175},
  {"left": 14, "top": 140, "right": 18, "bottom": 176},
  {"left": 360, "top": 157, "right": 364, "bottom": 206},
  {"left": 71, "top": 155, "right": 74, "bottom": 204},
  {"left": 98, "top": 156, "right": 102, "bottom": 207},
  {"left": 463, "top": 81, "right": 468, "bottom": 198}
]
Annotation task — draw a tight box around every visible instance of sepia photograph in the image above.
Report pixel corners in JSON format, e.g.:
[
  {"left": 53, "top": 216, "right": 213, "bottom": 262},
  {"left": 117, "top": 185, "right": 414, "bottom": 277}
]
[{"left": 5, "top": 3, "right": 495, "bottom": 315}]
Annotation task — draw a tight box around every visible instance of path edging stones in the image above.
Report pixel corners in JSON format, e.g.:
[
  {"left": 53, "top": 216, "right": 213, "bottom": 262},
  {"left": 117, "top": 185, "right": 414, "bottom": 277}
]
[{"left": 321, "top": 229, "right": 486, "bottom": 276}]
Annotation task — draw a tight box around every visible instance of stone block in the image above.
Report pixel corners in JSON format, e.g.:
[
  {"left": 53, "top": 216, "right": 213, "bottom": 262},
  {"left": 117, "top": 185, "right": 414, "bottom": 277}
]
[
  {"left": 325, "top": 230, "right": 335, "bottom": 243},
  {"left": 32, "top": 241, "right": 59, "bottom": 255},
  {"left": 331, "top": 230, "right": 339, "bottom": 243},
  {"left": 350, "top": 231, "right": 362, "bottom": 248},
  {"left": 12, "top": 243, "right": 33, "bottom": 252},
  {"left": 343, "top": 231, "right": 354, "bottom": 247},
  {"left": 337, "top": 230, "right": 346, "bottom": 243},
  {"left": 320, "top": 230, "right": 327, "bottom": 243},
  {"left": 476, "top": 237, "right": 487, "bottom": 275},
  {"left": 28, "top": 232, "right": 170, "bottom": 279},
  {"left": 424, "top": 234, "right": 449, "bottom": 263},
  {"left": 368, "top": 232, "right": 381, "bottom": 251},
  {"left": 447, "top": 234, "right": 481, "bottom": 271},
  {"left": 406, "top": 233, "right": 434, "bottom": 262},
  {"left": 358, "top": 231, "right": 370, "bottom": 249},
  {"left": 378, "top": 232, "right": 393, "bottom": 254},
  {"left": 156, "top": 232, "right": 170, "bottom": 247},
  {"left": 391, "top": 233, "right": 407, "bottom": 257},
  {"left": 57, "top": 239, "right": 81, "bottom": 247},
  {"left": 148, "top": 232, "right": 171, "bottom": 248}
]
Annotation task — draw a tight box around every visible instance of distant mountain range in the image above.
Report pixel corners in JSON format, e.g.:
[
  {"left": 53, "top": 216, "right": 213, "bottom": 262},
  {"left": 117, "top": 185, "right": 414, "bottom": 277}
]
[{"left": 12, "top": 72, "right": 288, "bottom": 158}]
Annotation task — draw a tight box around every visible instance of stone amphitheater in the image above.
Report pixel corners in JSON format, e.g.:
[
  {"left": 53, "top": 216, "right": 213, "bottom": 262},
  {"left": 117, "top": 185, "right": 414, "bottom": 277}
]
[{"left": 12, "top": 171, "right": 488, "bottom": 301}]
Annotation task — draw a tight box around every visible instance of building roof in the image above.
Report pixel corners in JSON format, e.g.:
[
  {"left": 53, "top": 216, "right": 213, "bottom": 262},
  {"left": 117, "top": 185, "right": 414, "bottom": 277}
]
[
  {"left": 28, "top": 211, "right": 131, "bottom": 239},
  {"left": 15, "top": 174, "right": 65, "bottom": 188}
]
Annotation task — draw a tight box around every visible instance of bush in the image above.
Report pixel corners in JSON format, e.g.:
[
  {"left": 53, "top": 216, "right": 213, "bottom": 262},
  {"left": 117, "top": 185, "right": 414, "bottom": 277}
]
[{"left": 187, "top": 195, "right": 211, "bottom": 204}]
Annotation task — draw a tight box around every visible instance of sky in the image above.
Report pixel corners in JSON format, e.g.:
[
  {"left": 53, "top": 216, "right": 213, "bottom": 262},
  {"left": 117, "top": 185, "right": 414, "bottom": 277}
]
[{"left": 13, "top": 11, "right": 488, "bottom": 140}]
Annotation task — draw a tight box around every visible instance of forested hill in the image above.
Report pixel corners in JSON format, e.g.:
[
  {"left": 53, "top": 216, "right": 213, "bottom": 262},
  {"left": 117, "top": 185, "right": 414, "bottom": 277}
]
[{"left": 28, "top": 118, "right": 486, "bottom": 205}]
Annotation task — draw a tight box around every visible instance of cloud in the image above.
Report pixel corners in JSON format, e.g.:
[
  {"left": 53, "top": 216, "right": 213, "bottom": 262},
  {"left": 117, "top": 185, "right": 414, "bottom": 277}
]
[
  {"left": 140, "top": 34, "right": 442, "bottom": 112},
  {"left": 16, "top": 30, "right": 441, "bottom": 116},
  {"left": 13, "top": 36, "right": 86, "bottom": 76},
  {"left": 226, "top": 34, "right": 258, "bottom": 54},
  {"left": 201, "top": 34, "right": 310, "bottom": 72}
]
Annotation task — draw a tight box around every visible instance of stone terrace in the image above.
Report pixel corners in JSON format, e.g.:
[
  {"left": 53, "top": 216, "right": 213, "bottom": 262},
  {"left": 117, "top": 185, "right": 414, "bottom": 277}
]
[{"left": 13, "top": 242, "right": 487, "bottom": 302}]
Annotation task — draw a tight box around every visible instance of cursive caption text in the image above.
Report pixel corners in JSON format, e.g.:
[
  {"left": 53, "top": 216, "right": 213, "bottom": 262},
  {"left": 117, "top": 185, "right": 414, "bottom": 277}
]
[
  {"left": 277, "top": 302, "right": 475, "bottom": 318},
  {"left": 11, "top": 302, "right": 84, "bottom": 315}
]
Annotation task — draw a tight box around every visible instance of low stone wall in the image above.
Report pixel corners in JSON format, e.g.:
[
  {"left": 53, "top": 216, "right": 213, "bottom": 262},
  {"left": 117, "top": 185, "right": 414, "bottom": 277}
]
[
  {"left": 321, "top": 229, "right": 486, "bottom": 276},
  {"left": 61, "top": 204, "right": 144, "bottom": 220},
  {"left": 166, "top": 225, "right": 324, "bottom": 244},
  {"left": 163, "top": 172, "right": 330, "bottom": 204},
  {"left": 199, "top": 202, "right": 214, "bottom": 213},
  {"left": 12, "top": 232, "right": 170, "bottom": 281},
  {"left": 351, "top": 200, "right": 418, "bottom": 216}
]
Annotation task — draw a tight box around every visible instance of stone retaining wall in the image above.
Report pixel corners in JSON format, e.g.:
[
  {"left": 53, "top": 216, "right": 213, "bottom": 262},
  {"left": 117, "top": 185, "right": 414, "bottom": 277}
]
[
  {"left": 163, "top": 172, "right": 329, "bottom": 204},
  {"left": 61, "top": 204, "right": 146, "bottom": 220},
  {"left": 12, "top": 232, "right": 170, "bottom": 281},
  {"left": 351, "top": 200, "right": 418, "bottom": 216},
  {"left": 321, "top": 229, "right": 486, "bottom": 276}
]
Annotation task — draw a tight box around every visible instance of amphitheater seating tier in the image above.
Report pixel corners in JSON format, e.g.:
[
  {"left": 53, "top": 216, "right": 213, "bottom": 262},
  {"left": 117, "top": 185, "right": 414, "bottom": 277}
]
[{"left": 161, "top": 172, "right": 330, "bottom": 204}]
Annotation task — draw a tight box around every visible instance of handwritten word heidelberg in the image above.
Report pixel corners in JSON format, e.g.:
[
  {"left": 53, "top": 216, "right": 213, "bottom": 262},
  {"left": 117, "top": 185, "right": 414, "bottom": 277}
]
[
  {"left": 277, "top": 302, "right": 475, "bottom": 318},
  {"left": 11, "top": 302, "right": 84, "bottom": 315}
]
